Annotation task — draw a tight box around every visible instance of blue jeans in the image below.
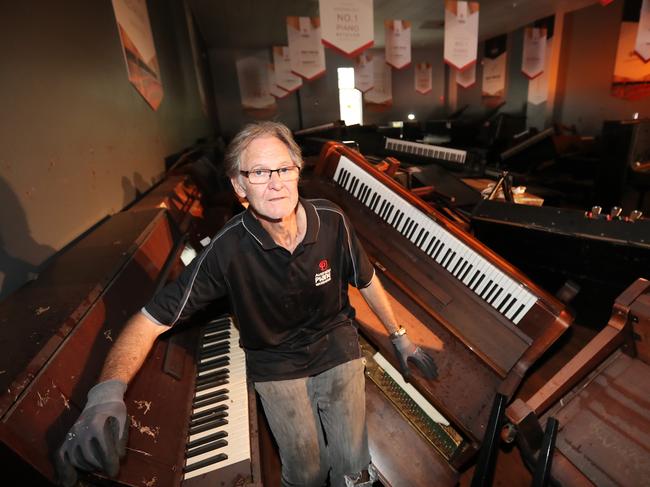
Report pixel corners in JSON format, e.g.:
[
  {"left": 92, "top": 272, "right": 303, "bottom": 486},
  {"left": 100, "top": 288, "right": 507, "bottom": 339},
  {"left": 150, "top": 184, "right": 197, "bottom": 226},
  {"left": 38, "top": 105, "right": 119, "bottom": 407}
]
[{"left": 255, "top": 358, "right": 370, "bottom": 487}]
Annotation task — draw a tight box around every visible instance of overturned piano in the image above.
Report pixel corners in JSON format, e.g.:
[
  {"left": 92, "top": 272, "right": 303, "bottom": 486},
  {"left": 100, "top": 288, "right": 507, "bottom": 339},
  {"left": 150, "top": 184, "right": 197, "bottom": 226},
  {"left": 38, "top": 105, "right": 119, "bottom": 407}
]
[{"left": 300, "top": 141, "right": 574, "bottom": 485}]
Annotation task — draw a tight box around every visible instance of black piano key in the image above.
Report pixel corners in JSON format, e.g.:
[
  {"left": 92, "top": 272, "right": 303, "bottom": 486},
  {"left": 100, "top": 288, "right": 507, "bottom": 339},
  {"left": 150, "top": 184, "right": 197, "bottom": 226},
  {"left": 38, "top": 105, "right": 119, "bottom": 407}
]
[
  {"left": 195, "top": 378, "right": 229, "bottom": 392},
  {"left": 200, "top": 344, "right": 230, "bottom": 358},
  {"left": 452, "top": 258, "right": 465, "bottom": 276},
  {"left": 459, "top": 263, "right": 473, "bottom": 282},
  {"left": 440, "top": 248, "right": 453, "bottom": 267},
  {"left": 187, "top": 439, "right": 228, "bottom": 458},
  {"left": 203, "top": 322, "right": 231, "bottom": 334},
  {"left": 394, "top": 212, "right": 404, "bottom": 228},
  {"left": 378, "top": 200, "right": 387, "bottom": 217},
  {"left": 501, "top": 296, "right": 516, "bottom": 315},
  {"left": 193, "top": 394, "right": 229, "bottom": 409},
  {"left": 372, "top": 194, "right": 382, "bottom": 212},
  {"left": 189, "top": 418, "right": 228, "bottom": 435},
  {"left": 498, "top": 294, "right": 514, "bottom": 312},
  {"left": 407, "top": 223, "right": 420, "bottom": 241},
  {"left": 362, "top": 188, "right": 373, "bottom": 205},
  {"left": 426, "top": 237, "right": 437, "bottom": 255},
  {"left": 467, "top": 270, "right": 481, "bottom": 288},
  {"left": 414, "top": 228, "right": 425, "bottom": 247},
  {"left": 190, "top": 410, "right": 228, "bottom": 429},
  {"left": 196, "top": 370, "right": 229, "bottom": 386},
  {"left": 400, "top": 217, "right": 412, "bottom": 234},
  {"left": 350, "top": 178, "right": 359, "bottom": 195},
  {"left": 488, "top": 288, "right": 503, "bottom": 305},
  {"left": 186, "top": 430, "right": 228, "bottom": 450},
  {"left": 470, "top": 274, "right": 485, "bottom": 291},
  {"left": 191, "top": 404, "right": 229, "bottom": 422},
  {"left": 194, "top": 388, "right": 229, "bottom": 402},
  {"left": 432, "top": 242, "right": 445, "bottom": 261},
  {"left": 198, "top": 357, "right": 229, "bottom": 372},
  {"left": 444, "top": 251, "right": 457, "bottom": 268},
  {"left": 481, "top": 281, "right": 496, "bottom": 298},
  {"left": 511, "top": 303, "right": 527, "bottom": 323},
  {"left": 202, "top": 330, "right": 230, "bottom": 342},
  {"left": 183, "top": 453, "right": 228, "bottom": 473},
  {"left": 385, "top": 205, "right": 395, "bottom": 221}
]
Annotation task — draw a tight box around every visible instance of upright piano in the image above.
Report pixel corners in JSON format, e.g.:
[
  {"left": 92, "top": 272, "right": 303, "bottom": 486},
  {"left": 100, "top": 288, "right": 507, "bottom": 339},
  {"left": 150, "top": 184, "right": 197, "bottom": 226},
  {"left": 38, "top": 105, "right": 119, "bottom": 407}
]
[
  {"left": 0, "top": 174, "right": 261, "bottom": 486},
  {"left": 301, "top": 142, "right": 573, "bottom": 485}
]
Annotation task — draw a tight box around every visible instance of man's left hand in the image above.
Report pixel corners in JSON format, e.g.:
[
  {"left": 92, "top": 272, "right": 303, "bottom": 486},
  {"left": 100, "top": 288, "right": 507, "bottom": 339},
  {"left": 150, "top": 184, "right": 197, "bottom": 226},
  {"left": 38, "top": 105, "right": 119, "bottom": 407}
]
[{"left": 390, "top": 330, "right": 438, "bottom": 380}]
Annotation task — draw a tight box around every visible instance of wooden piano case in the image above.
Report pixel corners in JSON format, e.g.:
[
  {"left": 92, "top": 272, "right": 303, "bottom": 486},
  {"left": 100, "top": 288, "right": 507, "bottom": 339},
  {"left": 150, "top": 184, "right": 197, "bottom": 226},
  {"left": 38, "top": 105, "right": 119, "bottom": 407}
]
[
  {"left": 507, "top": 278, "right": 650, "bottom": 486},
  {"left": 299, "top": 142, "right": 574, "bottom": 485}
]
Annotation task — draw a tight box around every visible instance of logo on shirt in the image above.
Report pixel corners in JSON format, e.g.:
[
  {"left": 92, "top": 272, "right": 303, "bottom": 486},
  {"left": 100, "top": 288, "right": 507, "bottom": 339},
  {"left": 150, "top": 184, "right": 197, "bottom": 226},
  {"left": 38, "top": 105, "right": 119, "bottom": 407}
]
[{"left": 315, "top": 259, "right": 331, "bottom": 286}]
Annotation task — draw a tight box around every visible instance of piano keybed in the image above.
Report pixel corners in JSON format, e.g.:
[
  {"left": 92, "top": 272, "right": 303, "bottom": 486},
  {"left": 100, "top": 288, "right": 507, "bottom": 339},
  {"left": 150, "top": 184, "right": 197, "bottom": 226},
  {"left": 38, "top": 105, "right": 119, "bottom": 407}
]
[
  {"left": 359, "top": 336, "right": 465, "bottom": 462},
  {"left": 333, "top": 156, "right": 537, "bottom": 325},
  {"left": 183, "top": 315, "right": 251, "bottom": 482}
]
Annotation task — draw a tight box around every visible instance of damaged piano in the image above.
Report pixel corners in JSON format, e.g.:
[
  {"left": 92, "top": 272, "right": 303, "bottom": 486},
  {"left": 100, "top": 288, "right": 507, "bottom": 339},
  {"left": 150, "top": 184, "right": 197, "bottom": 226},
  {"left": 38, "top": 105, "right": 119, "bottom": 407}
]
[{"left": 299, "top": 141, "right": 574, "bottom": 486}]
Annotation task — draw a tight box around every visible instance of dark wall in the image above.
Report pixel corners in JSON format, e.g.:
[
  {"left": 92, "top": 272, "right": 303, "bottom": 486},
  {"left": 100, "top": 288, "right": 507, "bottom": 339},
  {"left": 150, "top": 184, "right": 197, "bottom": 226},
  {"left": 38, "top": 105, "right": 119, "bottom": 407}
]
[
  {"left": 555, "top": 1, "right": 650, "bottom": 135},
  {"left": 0, "top": 0, "right": 213, "bottom": 300},
  {"left": 210, "top": 46, "right": 448, "bottom": 137}
]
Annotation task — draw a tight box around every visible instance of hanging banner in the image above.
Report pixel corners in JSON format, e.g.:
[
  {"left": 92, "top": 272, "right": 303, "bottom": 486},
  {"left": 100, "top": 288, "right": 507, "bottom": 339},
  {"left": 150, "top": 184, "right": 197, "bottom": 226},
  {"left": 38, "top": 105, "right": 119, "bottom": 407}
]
[
  {"left": 415, "top": 62, "right": 433, "bottom": 94},
  {"left": 236, "top": 53, "right": 277, "bottom": 112},
  {"left": 354, "top": 52, "right": 374, "bottom": 92},
  {"left": 365, "top": 54, "right": 392, "bottom": 108},
  {"left": 456, "top": 64, "right": 476, "bottom": 88},
  {"left": 482, "top": 34, "right": 507, "bottom": 98},
  {"left": 522, "top": 27, "right": 547, "bottom": 79},
  {"left": 444, "top": 1, "right": 480, "bottom": 71},
  {"left": 111, "top": 0, "right": 163, "bottom": 110},
  {"left": 527, "top": 17, "right": 554, "bottom": 105},
  {"left": 528, "top": 38, "right": 553, "bottom": 104},
  {"left": 272, "top": 46, "right": 303, "bottom": 92},
  {"left": 268, "top": 64, "right": 289, "bottom": 99},
  {"left": 287, "top": 17, "right": 326, "bottom": 80},
  {"left": 319, "top": 0, "right": 374, "bottom": 57},
  {"left": 385, "top": 20, "right": 411, "bottom": 69},
  {"left": 612, "top": 0, "right": 650, "bottom": 99},
  {"left": 636, "top": 0, "right": 650, "bottom": 60}
]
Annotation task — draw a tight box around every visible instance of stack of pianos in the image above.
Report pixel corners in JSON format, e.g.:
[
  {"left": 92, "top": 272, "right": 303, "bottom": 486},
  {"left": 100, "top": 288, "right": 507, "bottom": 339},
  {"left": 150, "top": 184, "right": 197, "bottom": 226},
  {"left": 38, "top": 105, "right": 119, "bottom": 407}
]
[
  {"left": 302, "top": 141, "right": 650, "bottom": 485},
  {"left": 3, "top": 139, "right": 648, "bottom": 487},
  {"left": 0, "top": 172, "right": 262, "bottom": 486}
]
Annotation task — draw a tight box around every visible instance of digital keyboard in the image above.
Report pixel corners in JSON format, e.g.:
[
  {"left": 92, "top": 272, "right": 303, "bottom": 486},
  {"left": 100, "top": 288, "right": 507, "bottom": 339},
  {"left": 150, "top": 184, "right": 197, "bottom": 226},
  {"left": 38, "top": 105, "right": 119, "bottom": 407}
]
[
  {"left": 333, "top": 155, "right": 536, "bottom": 325},
  {"left": 183, "top": 315, "right": 252, "bottom": 485},
  {"left": 385, "top": 137, "right": 469, "bottom": 166}
]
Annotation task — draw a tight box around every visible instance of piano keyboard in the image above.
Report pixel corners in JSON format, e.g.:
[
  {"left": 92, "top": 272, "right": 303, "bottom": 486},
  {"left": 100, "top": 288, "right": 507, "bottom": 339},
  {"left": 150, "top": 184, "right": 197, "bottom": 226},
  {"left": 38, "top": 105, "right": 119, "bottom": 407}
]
[
  {"left": 183, "top": 315, "right": 250, "bottom": 481},
  {"left": 384, "top": 137, "right": 467, "bottom": 166},
  {"left": 333, "top": 156, "right": 538, "bottom": 325}
]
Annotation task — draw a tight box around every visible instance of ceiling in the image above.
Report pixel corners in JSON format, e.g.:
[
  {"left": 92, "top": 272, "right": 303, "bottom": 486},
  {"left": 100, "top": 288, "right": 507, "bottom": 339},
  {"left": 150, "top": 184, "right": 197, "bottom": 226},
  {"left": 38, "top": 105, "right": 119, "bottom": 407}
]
[{"left": 188, "top": 0, "right": 599, "bottom": 51}]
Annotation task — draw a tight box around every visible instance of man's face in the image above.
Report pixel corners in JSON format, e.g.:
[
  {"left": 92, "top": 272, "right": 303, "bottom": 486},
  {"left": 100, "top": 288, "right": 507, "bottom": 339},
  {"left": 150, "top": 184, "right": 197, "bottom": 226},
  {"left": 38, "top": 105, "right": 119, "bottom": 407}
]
[{"left": 231, "top": 135, "right": 300, "bottom": 221}]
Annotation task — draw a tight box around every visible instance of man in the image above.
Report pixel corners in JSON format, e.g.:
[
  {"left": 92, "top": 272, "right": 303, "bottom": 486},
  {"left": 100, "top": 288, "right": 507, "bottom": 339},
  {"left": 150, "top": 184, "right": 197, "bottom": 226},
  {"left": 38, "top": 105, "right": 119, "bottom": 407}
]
[{"left": 57, "top": 122, "right": 437, "bottom": 487}]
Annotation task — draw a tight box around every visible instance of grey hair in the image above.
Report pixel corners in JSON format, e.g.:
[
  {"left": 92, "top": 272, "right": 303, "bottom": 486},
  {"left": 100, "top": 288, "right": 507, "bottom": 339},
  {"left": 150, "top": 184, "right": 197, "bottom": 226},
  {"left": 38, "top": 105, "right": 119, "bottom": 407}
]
[{"left": 224, "top": 121, "right": 303, "bottom": 178}]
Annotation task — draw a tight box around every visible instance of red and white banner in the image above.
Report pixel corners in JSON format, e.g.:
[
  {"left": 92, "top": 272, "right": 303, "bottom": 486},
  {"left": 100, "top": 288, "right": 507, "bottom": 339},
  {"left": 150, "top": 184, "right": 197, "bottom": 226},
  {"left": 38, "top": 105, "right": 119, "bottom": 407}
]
[
  {"left": 287, "top": 17, "right": 326, "bottom": 80},
  {"left": 272, "top": 46, "right": 303, "bottom": 92},
  {"left": 385, "top": 20, "right": 411, "bottom": 69},
  {"left": 354, "top": 52, "right": 374, "bottom": 92},
  {"left": 482, "top": 34, "right": 507, "bottom": 97},
  {"left": 268, "top": 64, "right": 290, "bottom": 99},
  {"left": 111, "top": 0, "right": 163, "bottom": 110},
  {"left": 636, "top": 0, "right": 650, "bottom": 61},
  {"left": 522, "top": 27, "right": 547, "bottom": 79},
  {"left": 528, "top": 37, "right": 553, "bottom": 105},
  {"left": 415, "top": 62, "right": 432, "bottom": 94},
  {"left": 365, "top": 54, "right": 392, "bottom": 106},
  {"left": 444, "top": 1, "right": 479, "bottom": 71},
  {"left": 319, "top": 0, "right": 373, "bottom": 57},
  {"left": 236, "top": 53, "right": 277, "bottom": 111},
  {"left": 456, "top": 63, "right": 476, "bottom": 88}
]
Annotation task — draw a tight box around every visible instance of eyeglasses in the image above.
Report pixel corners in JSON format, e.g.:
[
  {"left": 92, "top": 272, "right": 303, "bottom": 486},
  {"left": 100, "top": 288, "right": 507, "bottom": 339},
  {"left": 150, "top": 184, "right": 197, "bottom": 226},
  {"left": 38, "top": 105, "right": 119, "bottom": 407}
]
[{"left": 240, "top": 166, "right": 300, "bottom": 184}]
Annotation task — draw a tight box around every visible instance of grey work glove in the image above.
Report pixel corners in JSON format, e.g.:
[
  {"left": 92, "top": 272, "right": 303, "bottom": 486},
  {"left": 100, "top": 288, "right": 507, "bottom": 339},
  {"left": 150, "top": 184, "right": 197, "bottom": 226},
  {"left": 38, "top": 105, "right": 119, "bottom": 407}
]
[
  {"left": 390, "top": 329, "right": 438, "bottom": 380},
  {"left": 55, "top": 380, "right": 128, "bottom": 487}
]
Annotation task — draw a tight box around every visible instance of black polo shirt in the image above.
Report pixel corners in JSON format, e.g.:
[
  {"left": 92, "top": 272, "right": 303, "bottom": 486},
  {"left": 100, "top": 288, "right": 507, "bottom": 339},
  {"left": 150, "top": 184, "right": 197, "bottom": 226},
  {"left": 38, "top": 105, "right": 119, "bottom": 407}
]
[{"left": 143, "top": 197, "right": 375, "bottom": 381}]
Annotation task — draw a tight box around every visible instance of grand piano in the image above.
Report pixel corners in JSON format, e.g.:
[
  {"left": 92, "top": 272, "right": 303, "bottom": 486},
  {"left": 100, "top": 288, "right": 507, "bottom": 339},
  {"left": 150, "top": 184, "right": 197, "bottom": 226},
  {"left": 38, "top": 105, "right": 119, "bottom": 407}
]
[{"left": 298, "top": 141, "right": 574, "bottom": 485}]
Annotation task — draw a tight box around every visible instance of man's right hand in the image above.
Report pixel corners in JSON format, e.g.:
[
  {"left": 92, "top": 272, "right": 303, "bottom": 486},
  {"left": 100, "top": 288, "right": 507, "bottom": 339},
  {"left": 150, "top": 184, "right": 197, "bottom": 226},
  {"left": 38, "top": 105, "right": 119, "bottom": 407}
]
[{"left": 56, "top": 380, "right": 128, "bottom": 487}]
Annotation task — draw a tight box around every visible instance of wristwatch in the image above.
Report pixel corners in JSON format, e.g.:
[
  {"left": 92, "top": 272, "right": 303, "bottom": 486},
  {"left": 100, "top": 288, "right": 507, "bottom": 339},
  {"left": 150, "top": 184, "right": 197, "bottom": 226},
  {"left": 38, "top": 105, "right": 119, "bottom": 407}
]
[{"left": 390, "top": 327, "right": 407, "bottom": 339}]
